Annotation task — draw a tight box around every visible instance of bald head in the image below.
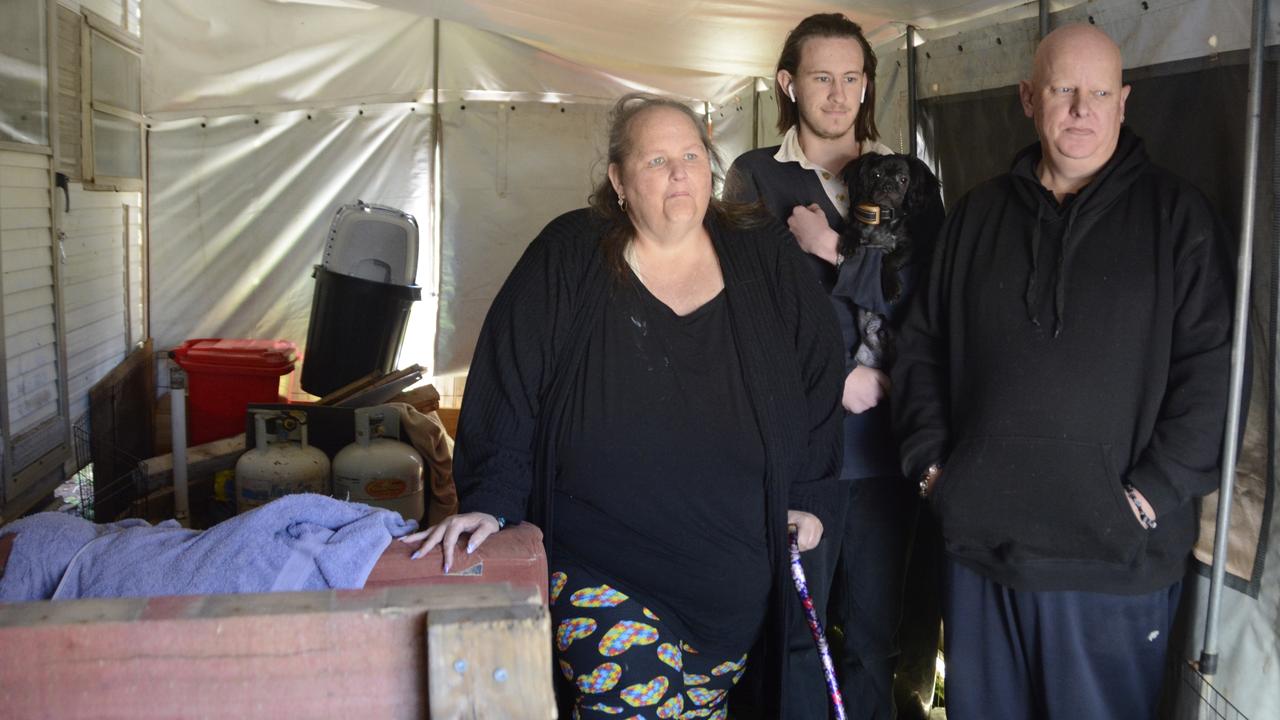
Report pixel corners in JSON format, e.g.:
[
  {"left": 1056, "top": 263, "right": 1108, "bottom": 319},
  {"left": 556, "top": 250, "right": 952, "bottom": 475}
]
[
  {"left": 1019, "top": 23, "right": 1130, "bottom": 195},
  {"left": 1031, "top": 24, "right": 1124, "bottom": 88}
]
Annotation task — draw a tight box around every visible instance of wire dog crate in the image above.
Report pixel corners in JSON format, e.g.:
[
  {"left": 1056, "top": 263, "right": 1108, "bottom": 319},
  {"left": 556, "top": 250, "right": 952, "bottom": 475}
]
[{"left": 69, "top": 416, "right": 150, "bottom": 523}]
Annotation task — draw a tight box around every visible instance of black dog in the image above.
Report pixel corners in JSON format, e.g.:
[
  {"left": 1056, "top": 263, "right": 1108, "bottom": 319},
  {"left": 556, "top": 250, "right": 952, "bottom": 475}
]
[{"left": 839, "top": 153, "right": 942, "bottom": 369}]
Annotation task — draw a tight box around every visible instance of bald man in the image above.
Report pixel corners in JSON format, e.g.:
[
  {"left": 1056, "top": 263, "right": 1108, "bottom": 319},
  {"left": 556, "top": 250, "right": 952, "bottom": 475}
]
[{"left": 892, "top": 24, "right": 1232, "bottom": 719}]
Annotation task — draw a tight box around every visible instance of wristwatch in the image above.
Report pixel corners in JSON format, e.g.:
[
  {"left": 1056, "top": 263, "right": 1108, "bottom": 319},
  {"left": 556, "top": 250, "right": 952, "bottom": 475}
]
[{"left": 919, "top": 463, "right": 943, "bottom": 499}]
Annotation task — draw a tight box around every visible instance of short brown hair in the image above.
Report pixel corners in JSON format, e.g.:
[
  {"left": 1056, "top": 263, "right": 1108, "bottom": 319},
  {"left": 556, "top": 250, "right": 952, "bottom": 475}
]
[{"left": 774, "top": 13, "right": 879, "bottom": 142}]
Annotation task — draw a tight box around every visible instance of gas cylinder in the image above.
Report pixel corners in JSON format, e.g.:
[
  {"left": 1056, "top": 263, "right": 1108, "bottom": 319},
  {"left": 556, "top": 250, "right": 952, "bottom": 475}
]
[
  {"left": 332, "top": 406, "right": 425, "bottom": 522},
  {"left": 234, "top": 410, "right": 331, "bottom": 514}
]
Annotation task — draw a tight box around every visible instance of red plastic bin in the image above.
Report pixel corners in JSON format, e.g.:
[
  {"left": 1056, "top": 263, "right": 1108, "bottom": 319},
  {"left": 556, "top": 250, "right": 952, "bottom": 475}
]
[{"left": 170, "top": 339, "right": 298, "bottom": 446}]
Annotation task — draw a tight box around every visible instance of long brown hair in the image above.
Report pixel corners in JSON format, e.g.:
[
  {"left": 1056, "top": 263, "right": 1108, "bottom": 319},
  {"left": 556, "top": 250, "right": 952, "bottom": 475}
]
[
  {"left": 774, "top": 13, "right": 879, "bottom": 142},
  {"left": 588, "top": 93, "right": 761, "bottom": 278}
]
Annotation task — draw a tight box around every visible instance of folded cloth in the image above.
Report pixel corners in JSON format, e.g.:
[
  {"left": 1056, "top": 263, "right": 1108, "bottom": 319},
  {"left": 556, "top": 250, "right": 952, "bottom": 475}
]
[
  {"left": 0, "top": 494, "right": 417, "bottom": 602},
  {"left": 391, "top": 401, "right": 459, "bottom": 526}
]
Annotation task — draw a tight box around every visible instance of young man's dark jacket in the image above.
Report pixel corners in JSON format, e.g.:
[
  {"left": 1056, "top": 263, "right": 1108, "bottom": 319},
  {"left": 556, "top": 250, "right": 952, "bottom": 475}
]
[
  {"left": 726, "top": 146, "right": 941, "bottom": 481},
  {"left": 892, "top": 127, "right": 1233, "bottom": 594}
]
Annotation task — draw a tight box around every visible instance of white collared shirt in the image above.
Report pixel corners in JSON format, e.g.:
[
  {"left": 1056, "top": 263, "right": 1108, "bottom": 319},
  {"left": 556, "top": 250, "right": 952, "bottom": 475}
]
[{"left": 773, "top": 126, "right": 894, "bottom": 220}]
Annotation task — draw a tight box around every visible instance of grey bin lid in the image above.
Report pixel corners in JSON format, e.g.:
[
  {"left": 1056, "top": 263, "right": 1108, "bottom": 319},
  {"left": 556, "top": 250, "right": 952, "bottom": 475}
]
[{"left": 322, "top": 200, "right": 419, "bottom": 285}]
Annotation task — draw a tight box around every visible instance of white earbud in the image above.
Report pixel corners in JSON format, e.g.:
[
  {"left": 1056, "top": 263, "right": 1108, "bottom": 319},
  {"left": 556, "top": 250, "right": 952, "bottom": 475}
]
[
  {"left": 861, "top": 84, "right": 867, "bottom": 104},
  {"left": 788, "top": 85, "right": 796, "bottom": 103}
]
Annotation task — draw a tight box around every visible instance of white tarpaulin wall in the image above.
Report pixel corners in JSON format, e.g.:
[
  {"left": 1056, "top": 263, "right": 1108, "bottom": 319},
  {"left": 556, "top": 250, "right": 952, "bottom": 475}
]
[
  {"left": 140, "top": 0, "right": 1277, "bottom": 717},
  {"left": 148, "top": 104, "right": 435, "bottom": 375},
  {"left": 146, "top": 0, "right": 760, "bottom": 375}
]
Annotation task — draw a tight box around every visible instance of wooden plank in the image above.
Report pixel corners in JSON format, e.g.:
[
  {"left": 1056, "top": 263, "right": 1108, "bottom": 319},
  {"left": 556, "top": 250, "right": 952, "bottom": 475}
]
[
  {"left": 0, "top": 188, "right": 52, "bottom": 210},
  {"left": 9, "top": 390, "right": 58, "bottom": 436},
  {"left": 88, "top": 339, "right": 153, "bottom": 520},
  {"left": 61, "top": 228, "right": 121, "bottom": 250},
  {"left": 61, "top": 273, "right": 122, "bottom": 298},
  {"left": 57, "top": 205, "right": 128, "bottom": 231},
  {"left": 0, "top": 167, "right": 48, "bottom": 190},
  {"left": 63, "top": 290, "right": 125, "bottom": 317},
  {"left": 69, "top": 337, "right": 127, "bottom": 379},
  {"left": 63, "top": 254, "right": 124, "bottom": 285},
  {"left": 4, "top": 304, "right": 55, "bottom": 335},
  {"left": 320, "top": 364, "right": 427, "bottom": 406},
  {"left": 69, "top": 396, "right": 89, "bottom": 425},
  {"left": 0, "top": 208, "right": 52, "bottom": 232},
  {"left": 437, "top": 407, "right": 460, "bottom": 439},
  {"left": 137, "top": 433, "right": 247, "bottom": 494},
  {"left": 7, "top": 344, "right": 58, "bottom": 378},
  {"left": 428, "top": 603, "right": 556, "bottom": 720},
  {"left": 399, "top": 383, "right": 441, "bottom": 413},
  {"left": 3, "top": 285, "right": 56, "bottom": 315},
  {"left": 0, "top": 584, "right": 543, "bottom": 720},
  {"left": 0, "top": 227, "right": 52, "bottom": 251},
  {"left": 8, "top": 361, "right": 58, "bottom": 397},
  {"left": 5, "top": 325, "right": 56, "bottom": 357},
  {"left": 0, "top": 143, "right": 51, "bottom": 156},
  {"left": 65, "top": 312, "right": 125, "bottom": 350},
  {"left": 0, "top": 152, "right": 51, "bottom": 170},
  {"left": 10, "top": 419, "right": 67, "bottom": 471},
  {"left": 65, "top": 187, "right": 139, "bottom": 210},
  {"left": 1, "top": 247, "right": 51, "bottom": 275},
  {"left": 4, "top": 444, "right": 69, "bottom": 520},
  {"left": 65, "top": 299, "right": 124, "bottom": 332},
  {"left": 2, "top": 266, "right": 53, "bottom": 294},
  {"left": 69, "top": 350, "right": 129, "bottom": 399}
]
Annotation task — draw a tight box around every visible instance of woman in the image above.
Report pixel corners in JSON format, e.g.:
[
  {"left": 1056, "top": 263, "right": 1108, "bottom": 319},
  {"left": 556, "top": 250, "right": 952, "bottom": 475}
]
[{"left": 403, "top": 94, "right": 844, "bottom": 719}]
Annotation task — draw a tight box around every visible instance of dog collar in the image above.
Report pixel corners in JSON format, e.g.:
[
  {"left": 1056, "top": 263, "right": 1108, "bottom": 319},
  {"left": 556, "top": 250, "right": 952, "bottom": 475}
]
[{"left": 854, "top": 203, "right": 902, "bottom": 226}]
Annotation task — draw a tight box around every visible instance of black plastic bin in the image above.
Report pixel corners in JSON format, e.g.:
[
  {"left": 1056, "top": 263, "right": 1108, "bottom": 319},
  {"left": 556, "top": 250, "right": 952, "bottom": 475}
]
[{"left": 301, "top": 265, "right": 421, "bottom": 396}]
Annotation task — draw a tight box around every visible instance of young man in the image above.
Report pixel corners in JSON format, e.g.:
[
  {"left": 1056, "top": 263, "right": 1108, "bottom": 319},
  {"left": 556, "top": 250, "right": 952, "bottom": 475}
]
[
  {"left": 725, "top": 14, "right": 938, "bottom": 719},
  {"left": 893, "top": 24, "right": 1233, "bottom": 718}
]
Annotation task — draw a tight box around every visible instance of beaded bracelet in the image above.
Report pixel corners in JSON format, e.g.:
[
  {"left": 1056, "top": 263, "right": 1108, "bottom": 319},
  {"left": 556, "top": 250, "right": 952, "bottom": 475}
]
[{"left": 1124, "top": 485, "right": 1157, "bottom": 530}]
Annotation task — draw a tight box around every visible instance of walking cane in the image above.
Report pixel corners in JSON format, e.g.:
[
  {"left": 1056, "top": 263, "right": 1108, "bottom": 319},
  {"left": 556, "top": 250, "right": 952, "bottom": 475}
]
[{"left": 789, "top": 524, "right": 848, "bottom": 720}]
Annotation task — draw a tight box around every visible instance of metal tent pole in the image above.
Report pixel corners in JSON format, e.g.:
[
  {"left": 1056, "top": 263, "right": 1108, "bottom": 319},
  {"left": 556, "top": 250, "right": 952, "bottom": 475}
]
[
  {"left": 1039, "top": 0, "right": 1050, "bottom": 39},
  {"left": 906, "top": 25, "right": 918, "bottom": 158},
  {"left": 1199, "top": 0, "right": 1268, "bottom": 677}
]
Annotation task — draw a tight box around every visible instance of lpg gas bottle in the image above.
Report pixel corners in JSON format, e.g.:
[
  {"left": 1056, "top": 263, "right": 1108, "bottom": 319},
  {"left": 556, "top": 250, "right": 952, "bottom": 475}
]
[
  {"left": 235, "top": 410, "right": 331, "bottom": 514},
  {"left": 333, "top": 405, "right": 425, "bottom": 522}
]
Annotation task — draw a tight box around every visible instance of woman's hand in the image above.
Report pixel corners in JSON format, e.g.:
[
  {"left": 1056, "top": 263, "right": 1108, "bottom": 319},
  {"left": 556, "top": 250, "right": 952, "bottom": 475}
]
[
  {"left": 399, "top": 512, "right": 501, "bottom": 572},
  {"left": 787, "top": 510, "right": 824, "bottom": 552}
]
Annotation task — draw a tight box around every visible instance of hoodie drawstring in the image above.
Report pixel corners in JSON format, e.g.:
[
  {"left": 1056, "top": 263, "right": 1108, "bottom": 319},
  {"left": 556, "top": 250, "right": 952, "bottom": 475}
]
[
  {"left": 1024, "top": 203, "right": 1078, "bottom": 338},
  {"left": 1053, "top": 212, "right": 1079, "bottom": 338},
  {"left": 1024, "top": 204, "right": 1045, "bottom": 327}
]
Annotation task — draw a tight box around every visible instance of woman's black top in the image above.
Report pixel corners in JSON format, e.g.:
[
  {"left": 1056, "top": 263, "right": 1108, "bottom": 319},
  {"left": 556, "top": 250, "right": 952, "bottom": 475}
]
[{"left": 553, "top": 271, "right": 770, "bottom": 657}]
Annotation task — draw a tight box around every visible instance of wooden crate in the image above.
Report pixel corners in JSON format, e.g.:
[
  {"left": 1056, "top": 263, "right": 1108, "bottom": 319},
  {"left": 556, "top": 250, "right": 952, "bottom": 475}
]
[{"left": 0, "top": 583, "right": 555, "bottom": 719}]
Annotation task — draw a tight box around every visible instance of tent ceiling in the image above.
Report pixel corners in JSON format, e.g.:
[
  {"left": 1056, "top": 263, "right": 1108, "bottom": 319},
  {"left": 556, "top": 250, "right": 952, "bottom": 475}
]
[
  {"left": 148, "top": 0, "right": 1100, "bottom": 116},
  {"left": 326, "top": 1, "right": 1079, "bottom": 77}
]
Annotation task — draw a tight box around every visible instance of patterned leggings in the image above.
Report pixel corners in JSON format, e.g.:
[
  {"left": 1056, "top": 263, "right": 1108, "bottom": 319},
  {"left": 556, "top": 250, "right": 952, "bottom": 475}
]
[{"left": 550, "top": 562, "right": 748, "bottom": 720}]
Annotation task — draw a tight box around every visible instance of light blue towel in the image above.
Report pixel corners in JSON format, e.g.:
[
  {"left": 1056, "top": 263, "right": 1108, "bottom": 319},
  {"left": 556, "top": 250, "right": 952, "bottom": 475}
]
[{"left": 0, "top": 494, "right": 417, "bottom": 601}]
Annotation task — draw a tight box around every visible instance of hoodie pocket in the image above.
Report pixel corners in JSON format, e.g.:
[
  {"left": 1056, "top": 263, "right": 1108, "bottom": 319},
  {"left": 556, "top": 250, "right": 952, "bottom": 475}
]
[{"left": 934, "top": 436, "right": 1145, "bottom": 566}]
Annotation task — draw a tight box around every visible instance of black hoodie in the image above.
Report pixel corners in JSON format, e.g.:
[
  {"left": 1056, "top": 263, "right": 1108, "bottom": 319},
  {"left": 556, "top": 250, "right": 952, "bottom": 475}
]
[{"left": 892, "top": 128, "right": 1233, "bottom": 594}]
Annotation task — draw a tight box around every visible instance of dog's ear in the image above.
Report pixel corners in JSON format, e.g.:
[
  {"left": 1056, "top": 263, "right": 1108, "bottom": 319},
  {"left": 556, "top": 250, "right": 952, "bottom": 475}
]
[
  {"left": 903, "top": 156, "right": 941, "bottom": 215},
  {"left": 842, "top": 154, "right": 873, "bottom": 202}
]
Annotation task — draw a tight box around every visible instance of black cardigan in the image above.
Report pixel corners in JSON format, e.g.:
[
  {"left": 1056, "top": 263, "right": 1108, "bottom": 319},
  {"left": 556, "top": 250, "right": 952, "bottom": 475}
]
[{"left": 453, "top": 207, "right": 845, "bottom": 715}]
